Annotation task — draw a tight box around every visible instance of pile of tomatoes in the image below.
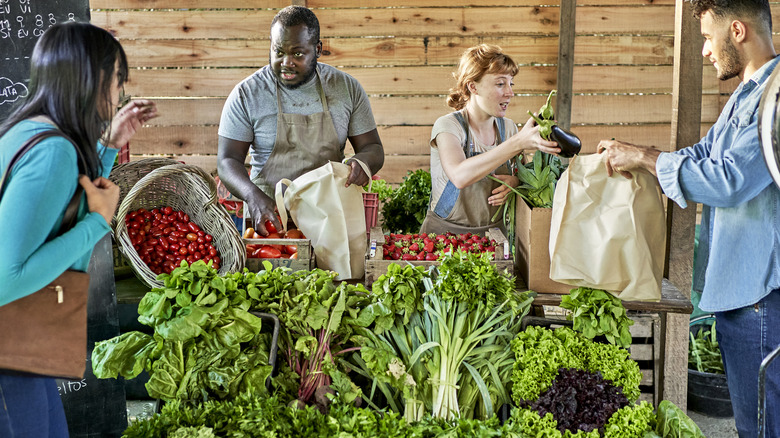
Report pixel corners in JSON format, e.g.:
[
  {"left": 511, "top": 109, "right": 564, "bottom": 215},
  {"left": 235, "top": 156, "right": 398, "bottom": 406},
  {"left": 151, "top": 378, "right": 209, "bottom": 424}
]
[
  {"left": 243, "top": 220, "right": 306, "bottom": 259},
  {"left": 125, "top": 206, "right": 221, "bottom": 275},
  {"left": 382, "top": 232, "right": 499, "bottom": 261}
]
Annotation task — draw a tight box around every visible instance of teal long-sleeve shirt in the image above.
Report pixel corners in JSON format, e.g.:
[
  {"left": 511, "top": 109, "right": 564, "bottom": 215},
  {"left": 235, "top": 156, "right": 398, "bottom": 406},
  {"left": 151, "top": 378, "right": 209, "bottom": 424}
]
[{"left": 0, "top": 120, "right": 118, "bottom": 306}]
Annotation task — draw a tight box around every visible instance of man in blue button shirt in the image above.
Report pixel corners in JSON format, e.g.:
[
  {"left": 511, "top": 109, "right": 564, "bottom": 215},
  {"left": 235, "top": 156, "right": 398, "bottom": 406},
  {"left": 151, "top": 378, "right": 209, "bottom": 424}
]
[{"left": 598, "top": 1, "right": 779, "bottom": 435}]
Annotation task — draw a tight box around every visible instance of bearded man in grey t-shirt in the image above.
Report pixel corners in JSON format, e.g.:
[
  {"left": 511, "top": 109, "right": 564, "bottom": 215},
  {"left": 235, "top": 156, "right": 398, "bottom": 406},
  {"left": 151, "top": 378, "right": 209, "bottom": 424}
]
[{"left": 217, "top": 5, "right": 384, "bottom": 235}]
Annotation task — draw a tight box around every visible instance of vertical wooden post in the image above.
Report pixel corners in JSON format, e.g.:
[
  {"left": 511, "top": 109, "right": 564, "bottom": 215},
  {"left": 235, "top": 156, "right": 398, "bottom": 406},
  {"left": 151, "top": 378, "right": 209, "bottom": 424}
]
[
  {"left": 660, "top": 0, "right": 702, "bottom": 410},
  {"left": 556, "top": 0, "right": 576, "bottom": 130}
]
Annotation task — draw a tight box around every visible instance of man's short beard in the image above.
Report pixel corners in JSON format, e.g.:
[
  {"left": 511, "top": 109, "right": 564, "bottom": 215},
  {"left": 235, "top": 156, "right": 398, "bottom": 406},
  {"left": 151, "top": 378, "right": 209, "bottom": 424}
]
[
  {"left": 717, "top": 36, "right": 744, "bottom": 81},
  {"left": 273, "top": 56, "right": 319, "bottom": 90}
]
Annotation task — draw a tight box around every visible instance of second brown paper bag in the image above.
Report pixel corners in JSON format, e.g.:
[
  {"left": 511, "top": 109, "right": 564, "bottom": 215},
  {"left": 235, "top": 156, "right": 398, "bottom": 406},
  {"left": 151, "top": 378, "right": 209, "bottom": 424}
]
[{"left": 548, "top": 153, "right": 666, "bottom": 301}]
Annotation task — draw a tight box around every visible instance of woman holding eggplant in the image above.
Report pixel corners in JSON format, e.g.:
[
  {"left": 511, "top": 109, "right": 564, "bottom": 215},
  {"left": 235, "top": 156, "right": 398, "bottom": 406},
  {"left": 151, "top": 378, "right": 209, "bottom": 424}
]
[{"left": 420, "top": 44, "right": 560, "bottom": 235}]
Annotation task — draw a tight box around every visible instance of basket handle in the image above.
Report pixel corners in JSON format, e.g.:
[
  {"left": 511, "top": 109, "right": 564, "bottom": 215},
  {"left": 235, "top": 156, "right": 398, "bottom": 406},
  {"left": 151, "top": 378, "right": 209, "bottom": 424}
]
[
  {"left": 275, "top": 178, "right": 293, "bottom": 233},
  {"left": 180, "top": 164, "right": 220, "bottom": 208}
]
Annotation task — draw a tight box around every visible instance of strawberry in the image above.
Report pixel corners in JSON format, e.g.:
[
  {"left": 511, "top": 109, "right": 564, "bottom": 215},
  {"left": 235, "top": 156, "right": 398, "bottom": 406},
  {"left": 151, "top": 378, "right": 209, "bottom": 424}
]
[
  {"left": 423, "top": 240, "right": 434, "bottom": 253},
  {"left": 416, "top": 251, "right": 425, "bottom": 261},
  {"left": 425, "top": 252, "right": 438, "bottom": 261},
  {"left": 402, "top": 253, "right": 416, "bottom": 261},
  {"left": 409, "top": 242, "right": 420, "bottom": 252}
]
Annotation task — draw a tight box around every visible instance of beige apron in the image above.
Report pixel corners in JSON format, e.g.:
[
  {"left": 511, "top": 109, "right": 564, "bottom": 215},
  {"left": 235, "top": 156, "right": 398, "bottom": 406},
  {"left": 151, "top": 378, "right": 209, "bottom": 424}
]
[
  {"left": 420, "top": 112, "right": 512, "bottom": 235},
  {"left": 251, "top": 71, "right": 343, "bottom": 197}
]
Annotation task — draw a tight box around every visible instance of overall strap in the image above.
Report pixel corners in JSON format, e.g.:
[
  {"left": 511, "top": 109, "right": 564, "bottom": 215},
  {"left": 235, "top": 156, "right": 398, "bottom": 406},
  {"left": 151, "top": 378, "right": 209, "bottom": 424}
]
[
  {"left": 494, "top": 117, "right": 516, "bottom": 174},
  {"left": 0, "top": 130, "right": 85, "bottom": 235}
]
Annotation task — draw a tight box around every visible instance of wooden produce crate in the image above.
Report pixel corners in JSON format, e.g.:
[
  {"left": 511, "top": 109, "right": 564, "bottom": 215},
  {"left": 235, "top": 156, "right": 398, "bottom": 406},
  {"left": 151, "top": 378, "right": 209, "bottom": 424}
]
[
  {"left": 241, "top": 213, "right": 315, "bottom": 272},
  {"left": 364, "top": 227, "right": 514, "bottom": 285},
  {"left": 244, "top": 237, "right": 315, "bottom": 272},
  {"left": 530, "top": 311, "right": 661, "bottom": 407}
]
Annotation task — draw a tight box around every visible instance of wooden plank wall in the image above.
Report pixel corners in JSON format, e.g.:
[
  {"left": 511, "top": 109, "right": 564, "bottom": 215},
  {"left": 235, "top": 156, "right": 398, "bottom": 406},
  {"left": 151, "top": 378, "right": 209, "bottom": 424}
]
[{"left": 90, "top": 0, "right": 780, "bottom": 184}]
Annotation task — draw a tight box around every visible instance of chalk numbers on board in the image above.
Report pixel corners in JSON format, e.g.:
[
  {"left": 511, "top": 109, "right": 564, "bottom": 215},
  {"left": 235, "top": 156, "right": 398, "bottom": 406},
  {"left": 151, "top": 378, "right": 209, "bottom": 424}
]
[{"left": 0, "top": 0, "right": 76, "bottom": 40}]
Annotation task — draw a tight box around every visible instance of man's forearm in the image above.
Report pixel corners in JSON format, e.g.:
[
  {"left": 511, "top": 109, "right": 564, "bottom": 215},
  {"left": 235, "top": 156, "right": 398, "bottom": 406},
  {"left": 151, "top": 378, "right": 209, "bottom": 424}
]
[
  {"left": 218, "top": 158, "right": 261, "bottom": 202},
  {"left": 351, "top": 143, "right": 384, "bottom": 176}
]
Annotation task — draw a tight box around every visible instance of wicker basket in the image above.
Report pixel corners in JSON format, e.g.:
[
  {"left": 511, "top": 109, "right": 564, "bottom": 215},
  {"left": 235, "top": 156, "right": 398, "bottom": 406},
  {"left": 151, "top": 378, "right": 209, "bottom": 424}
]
[
  {"left": 110, "top": 158, "right": 181, "bottom": 227},
  {"left": 113, "top": 163, "right": 246, "bottom": 288}
]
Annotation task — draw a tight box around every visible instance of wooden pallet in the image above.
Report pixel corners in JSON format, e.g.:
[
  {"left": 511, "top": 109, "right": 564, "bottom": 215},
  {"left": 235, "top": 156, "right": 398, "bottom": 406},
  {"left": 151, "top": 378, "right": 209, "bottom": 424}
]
[{"left": 364, "top": 226, "right": 515, "bottom": 285}]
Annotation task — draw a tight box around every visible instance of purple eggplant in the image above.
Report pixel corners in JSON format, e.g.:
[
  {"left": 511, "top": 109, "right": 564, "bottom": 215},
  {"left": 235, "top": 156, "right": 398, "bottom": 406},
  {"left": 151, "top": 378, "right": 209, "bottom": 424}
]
[{"left": 551, "top": 125, "right": 582, "bottom": 158}]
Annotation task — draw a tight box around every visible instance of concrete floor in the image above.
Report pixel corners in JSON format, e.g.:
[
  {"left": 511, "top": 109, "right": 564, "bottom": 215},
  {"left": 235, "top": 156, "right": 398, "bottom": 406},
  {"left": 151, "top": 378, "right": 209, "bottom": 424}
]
[{"left": 687, "top": 410, "right": 738, "bottom": 438}]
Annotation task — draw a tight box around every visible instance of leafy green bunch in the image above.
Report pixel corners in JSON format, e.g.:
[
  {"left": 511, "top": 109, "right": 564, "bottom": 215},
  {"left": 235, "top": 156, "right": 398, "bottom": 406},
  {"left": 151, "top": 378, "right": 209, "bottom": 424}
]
[
  {"left": 371, "top": 263, "right": 428, "bottom": 327},
  {"left": 381, "top": 169, "right": 431, "bottom": 234},
  {"left": 434, "top": 249, "right": 516, "bottom": 311},
  {"left": 688, "top": 321, "right": 725, "bottom": 374},
  {"left": 510, "top": 325, "right": 642, "bottom": 405},
  {"left": 351, "top": 251, "right": 535, "bottom": 422},
  {"left": 123, "top": 390, "right": 681, "bottom": 438},
  {"left": 559, "top": 287, "right": 634, "bottom": 348},
  {"left": 92, "top": 260, "right": 272, "bottom": 403}
]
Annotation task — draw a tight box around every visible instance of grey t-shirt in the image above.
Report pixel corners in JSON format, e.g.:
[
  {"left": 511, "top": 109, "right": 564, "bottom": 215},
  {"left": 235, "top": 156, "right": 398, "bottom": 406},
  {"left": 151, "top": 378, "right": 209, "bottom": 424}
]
[{"left": 219, "top": 63, "right": 377, "bottom": 179}]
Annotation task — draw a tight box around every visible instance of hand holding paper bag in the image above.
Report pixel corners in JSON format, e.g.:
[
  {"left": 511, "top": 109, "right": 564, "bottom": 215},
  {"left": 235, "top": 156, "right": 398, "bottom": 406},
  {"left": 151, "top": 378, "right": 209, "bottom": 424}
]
[{"left": 548, "top": 153, "right": 666, "bottom": 301}]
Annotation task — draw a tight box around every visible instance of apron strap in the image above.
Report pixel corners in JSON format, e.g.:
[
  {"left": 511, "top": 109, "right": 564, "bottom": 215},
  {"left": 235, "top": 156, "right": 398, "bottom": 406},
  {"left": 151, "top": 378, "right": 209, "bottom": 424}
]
[{"left": 493, "top": 117, "right": 515, "bottom": 174}]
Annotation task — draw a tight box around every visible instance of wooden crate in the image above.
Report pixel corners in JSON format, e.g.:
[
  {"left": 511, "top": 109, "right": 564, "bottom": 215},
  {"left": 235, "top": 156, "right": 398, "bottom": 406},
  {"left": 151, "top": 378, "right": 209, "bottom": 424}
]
[
  {"left": 244, "top": 237, "right": 315, "bottom": 272},
  {"left": 534, "top": 310, "right": 661, "bottom": 407},
  {"left": 364, "top": 226, "right": 514, "bottom": 285}
]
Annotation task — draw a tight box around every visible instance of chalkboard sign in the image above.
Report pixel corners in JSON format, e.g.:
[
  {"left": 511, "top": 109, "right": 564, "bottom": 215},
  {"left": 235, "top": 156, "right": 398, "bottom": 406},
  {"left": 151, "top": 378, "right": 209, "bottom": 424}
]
[
  {"left": 56, "top": 235, "right": 128, "bottom": 438},
  {"left": 0, "top": 0, "right": 90, "bottom": 121}
]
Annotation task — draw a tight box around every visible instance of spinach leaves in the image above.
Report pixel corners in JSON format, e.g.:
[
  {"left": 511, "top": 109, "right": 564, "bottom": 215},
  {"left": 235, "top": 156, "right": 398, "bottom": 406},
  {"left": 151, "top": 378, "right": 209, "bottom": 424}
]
[{"left": 560, "top": 287, "right": 634, "bottom": 349}]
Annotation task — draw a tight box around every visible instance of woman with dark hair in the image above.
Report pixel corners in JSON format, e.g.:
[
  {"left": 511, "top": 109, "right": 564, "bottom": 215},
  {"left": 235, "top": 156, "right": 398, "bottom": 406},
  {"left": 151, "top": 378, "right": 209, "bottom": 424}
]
[
  {"left": 420, "top": 44, "right": 559, "bottom": 235},
  {"left": 0, "top": 21, "right": 156, "bottom": 436}
]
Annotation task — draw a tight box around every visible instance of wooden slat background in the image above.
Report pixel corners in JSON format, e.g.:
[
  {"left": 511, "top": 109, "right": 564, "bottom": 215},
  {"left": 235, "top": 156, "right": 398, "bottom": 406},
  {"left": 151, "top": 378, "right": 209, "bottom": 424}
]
[{"left": 90, "top": 1, "right": 780, "bottom": 184}]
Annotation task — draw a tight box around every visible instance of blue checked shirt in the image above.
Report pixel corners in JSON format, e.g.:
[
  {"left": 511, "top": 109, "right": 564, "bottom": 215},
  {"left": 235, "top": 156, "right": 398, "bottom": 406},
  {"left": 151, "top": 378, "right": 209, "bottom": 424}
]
[{"left": 656, "top": 56, "right": 780, "bottom": 312}]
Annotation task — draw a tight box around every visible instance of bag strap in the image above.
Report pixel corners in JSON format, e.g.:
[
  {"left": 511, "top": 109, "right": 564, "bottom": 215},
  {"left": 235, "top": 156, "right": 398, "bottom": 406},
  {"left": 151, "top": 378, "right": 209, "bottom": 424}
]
[
  {"left": 275, "top": 178, "right": 293, "bottom": 233},
  {"left": 0, "top": 130, "right": 86, "bottom": 235}
]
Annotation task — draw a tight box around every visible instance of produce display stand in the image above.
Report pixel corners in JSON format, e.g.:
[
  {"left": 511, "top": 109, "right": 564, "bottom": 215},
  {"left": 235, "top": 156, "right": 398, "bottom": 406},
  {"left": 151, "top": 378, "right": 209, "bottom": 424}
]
[{"left": 363, "top": 226, "right": 514, "bottom": 285}]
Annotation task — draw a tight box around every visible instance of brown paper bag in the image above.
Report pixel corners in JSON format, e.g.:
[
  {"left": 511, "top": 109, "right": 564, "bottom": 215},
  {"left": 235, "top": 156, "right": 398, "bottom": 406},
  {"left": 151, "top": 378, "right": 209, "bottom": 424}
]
[
  {"left": 276, "top": 159, "right": 370, "bottom": 280},
  {"left": 548, "top": 153, "right": 666, "bottom": 301}
]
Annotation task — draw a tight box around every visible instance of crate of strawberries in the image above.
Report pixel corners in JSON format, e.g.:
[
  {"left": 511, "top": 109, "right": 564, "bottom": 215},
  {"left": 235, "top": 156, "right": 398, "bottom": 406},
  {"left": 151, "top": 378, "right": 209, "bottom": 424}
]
[
  {"left": 364, "top": 227, "right": 513, "bottom": 284},
  {"left": 242, "top": 216, "right": 314, "bottom": 272}
]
